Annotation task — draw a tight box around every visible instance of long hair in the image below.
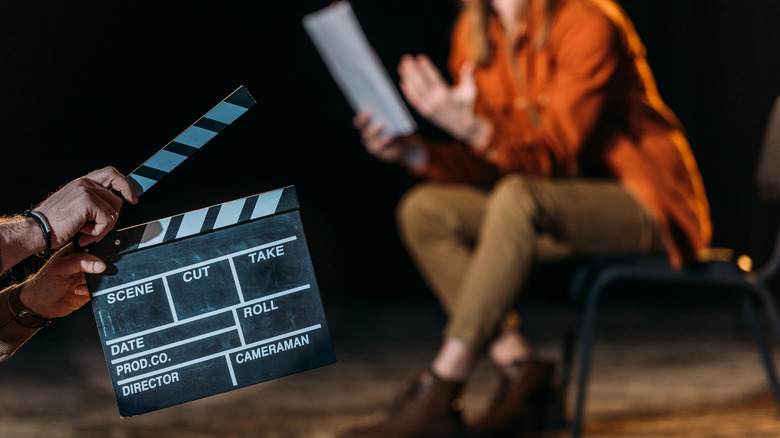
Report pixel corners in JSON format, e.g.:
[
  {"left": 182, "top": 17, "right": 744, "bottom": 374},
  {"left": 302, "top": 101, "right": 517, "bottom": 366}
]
[{"left": 461, "top": 0, "right": 559, "bottom": 66}]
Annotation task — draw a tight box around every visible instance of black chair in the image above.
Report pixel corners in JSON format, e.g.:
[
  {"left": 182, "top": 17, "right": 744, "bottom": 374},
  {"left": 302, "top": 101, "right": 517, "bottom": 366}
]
[{"left": 567, "top": 94, "right": 780, "bottom": 438}]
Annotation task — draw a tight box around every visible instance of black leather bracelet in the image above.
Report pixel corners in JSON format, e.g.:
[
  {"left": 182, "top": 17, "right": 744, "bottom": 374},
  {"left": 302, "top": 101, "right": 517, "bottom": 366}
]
[{"left": 23, "top": 210, "right": 52, "bottom": 257}]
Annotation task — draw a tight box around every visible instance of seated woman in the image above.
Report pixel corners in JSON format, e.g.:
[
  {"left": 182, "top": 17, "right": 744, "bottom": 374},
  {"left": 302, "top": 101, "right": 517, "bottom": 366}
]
[{"left": 346, "top": 0, "right": 711, "bottom": 436}]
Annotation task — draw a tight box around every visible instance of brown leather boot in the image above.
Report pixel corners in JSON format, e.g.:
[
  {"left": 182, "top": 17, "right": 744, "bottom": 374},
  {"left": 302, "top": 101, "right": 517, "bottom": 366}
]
[
  {"left": 466, "top": 359, "right": 565, "bottom": 438},
  {"left": 340, "top": 368, "right": 466, "bottom": 438}
]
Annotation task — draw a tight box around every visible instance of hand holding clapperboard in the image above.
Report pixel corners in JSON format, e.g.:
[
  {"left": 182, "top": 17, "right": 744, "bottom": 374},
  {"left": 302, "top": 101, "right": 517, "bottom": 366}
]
[{"left": 83, "top": 86, "right": 335, "bottom": 417}]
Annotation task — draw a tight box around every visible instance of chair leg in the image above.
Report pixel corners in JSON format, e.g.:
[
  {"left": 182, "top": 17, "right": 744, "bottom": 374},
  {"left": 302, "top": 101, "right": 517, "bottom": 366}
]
[
  {"left": 571, "top": 280, "right": 608, "bottom": 438},
  {"left": 740, "top": 293, "right": 780, "bottom": 413},
  {"left": 559, "top": 325, "right": 576, "bottom": 401},
  {"left": 747, "top": 283, "right": 780, "bottom": 414},
  {"left": 752, "top": 284, "right": 780, "bottom": 352}
]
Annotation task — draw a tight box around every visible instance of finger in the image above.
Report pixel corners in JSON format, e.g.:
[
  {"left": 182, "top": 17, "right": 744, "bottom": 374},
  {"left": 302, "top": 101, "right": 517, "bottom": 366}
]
[
  {"left": 100, "top": 167, "right": 138, "bottom": 204},
  {"left": 364, "top": 125, "right": 392, "bottom": 154},
  {"left": 85, "top": 167, "right": 138, "bottom": 204},
  {"left": 84, "top": 177, "right": 125, "bottom": 214},
  {"left": 397, "top": 54, "right": 415, "bottom": 76},
  {"left": 78, "top": 198, "right": 119, "bottom": 245},
  {"left": 61, "top": 286, "right": 92, "bottom": 312},
  {"left": 399, "top": 78, "right": 428, "bottom": 114},
  {"left": 353, "top": 112, "right": 372, "bottom": 130},
  {"left": 379, "top": 145, "right": 402, "bottom": 162},
  {"left": 455, "top": 61, "right": 477, "bottom": 100},
  {"left": 366, "top": 138, "right": 400, "bottom": 162},
  {"left": 363, "top": 122, "right": 386, "bottom": 142},
  {"left": 73, "top": 273, "right": 92, "bottom": 297},
  {"left": 49, "top": 250, "right": 107, "bottom": 277},
  {"left": 85, "top": 189, "right": 120, "bottom": 222},
  {"left": 74, "top": 284, "right": 92, "bottom": 296},
  {"left": 399, "top": 54, "right": 442, "bottom": 89},
  {"left": 64, "top": 173, "right": 126, "bottom": 224},
  {"left": 82, "top": 256, "right": 107, "bottom": 275},
  {"left": 415, "top": 54, "right": 448, "bottom": 89},
  {"left": 398, "top": 55, "right": 433, "bottom": 100},
  {"left": 458, "top": 61, "right": 476, "bottom": 84},
  {"left": 78, "top": 226, "right": 113, "bottom": 247},
  {"left": 366, "top": 137, "right": 393, "bottom": 156}
]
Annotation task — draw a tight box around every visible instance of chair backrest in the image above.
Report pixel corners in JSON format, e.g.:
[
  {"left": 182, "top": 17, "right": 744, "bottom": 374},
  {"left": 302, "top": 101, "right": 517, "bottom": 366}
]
[
  {"left": 756, "top": 95, "right": 780, "bottom": 202},
  {"left": 755, "top": 94, "right": 780, "bottom": 282}
]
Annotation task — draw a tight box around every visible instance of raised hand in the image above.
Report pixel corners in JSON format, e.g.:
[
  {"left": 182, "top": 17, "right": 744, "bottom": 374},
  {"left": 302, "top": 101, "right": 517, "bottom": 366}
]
[{"left": 398, "top": 55, "right": 491, "bottom": 148}]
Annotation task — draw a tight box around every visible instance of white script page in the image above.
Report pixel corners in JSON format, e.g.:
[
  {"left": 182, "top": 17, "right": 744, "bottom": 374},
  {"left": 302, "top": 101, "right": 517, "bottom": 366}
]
[{"left": 303, "top": 1, "right": 416, "bottom": 137}]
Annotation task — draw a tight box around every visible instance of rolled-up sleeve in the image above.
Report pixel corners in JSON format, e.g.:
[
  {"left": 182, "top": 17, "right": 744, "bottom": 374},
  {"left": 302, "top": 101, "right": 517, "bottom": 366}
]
[{"left": 0, "top": 285, "right": 41, "bottom": 361}]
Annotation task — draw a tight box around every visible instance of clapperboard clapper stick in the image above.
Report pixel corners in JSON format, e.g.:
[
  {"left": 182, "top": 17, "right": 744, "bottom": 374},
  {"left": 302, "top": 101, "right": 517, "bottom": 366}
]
[
  {"left": 126, "top": 85, "right": 256, "bottom": 197},
  {"left": 82, "top": 89, "right": 337, "bottom": 417}
]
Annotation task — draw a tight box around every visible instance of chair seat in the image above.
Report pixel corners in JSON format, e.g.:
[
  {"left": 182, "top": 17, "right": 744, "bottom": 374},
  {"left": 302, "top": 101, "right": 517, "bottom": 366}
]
[{"left": 568, "top": 256, "right": 753, "bottom": 302}]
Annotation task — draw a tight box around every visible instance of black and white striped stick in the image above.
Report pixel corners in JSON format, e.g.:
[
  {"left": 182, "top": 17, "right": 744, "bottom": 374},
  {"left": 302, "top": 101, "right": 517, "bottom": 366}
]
[
  {"left": 127, "top": 86, "right": 256, "bottom": 197},
  {"left": 84, "top": 186, "right": 300, "bottom": 256}
]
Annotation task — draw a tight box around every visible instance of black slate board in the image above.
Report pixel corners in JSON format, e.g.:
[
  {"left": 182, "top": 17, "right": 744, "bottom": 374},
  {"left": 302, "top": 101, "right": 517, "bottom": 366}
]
[{"left": 84, "top": 186, "right": 336, "bottom": 417}]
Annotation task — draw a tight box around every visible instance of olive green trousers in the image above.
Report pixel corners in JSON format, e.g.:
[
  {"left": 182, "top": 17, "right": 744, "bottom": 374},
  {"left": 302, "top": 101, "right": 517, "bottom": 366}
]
[{"left": 396, "top": 174, "right": 665, "bottom": 349}]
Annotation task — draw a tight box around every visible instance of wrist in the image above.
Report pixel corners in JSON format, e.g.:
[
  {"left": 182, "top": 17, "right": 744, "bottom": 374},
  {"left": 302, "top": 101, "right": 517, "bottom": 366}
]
[
  {"left": 0, "top": 216, "right": 47, "bottom": 271},
  {"left": 9, "top": 284, "right": 52, "bottom": 328},
  {"left": 19, "top": 216, "right": 47, "bottom": 255},
  {"left": 457, "top": 116, "right": 493, "bottom": 151},
  {"left": 23, "top": 210, "right": 52, "bottom": 257},
  {"left": 400, "top": 139, "right": 429, "bottom": 173}
]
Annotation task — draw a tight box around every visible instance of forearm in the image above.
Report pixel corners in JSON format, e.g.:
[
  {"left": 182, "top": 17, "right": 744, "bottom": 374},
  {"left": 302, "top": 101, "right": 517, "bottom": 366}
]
[
  {"left": 0, "top": 215, "right": 46, "bottom": 273},
  {"left": 413, "top": 138, "right": 500, "bottom": 185}
]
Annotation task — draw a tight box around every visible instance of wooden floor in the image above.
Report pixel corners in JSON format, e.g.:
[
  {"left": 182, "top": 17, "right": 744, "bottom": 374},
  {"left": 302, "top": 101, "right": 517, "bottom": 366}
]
[{"left": 2, "top": 298, "right": 780, "bottom": 437}]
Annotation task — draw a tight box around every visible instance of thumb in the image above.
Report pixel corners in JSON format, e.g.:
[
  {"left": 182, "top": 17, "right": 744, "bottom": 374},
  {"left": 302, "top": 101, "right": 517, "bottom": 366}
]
[
  {"left": 79, "top": 255, "right": 107, "bottom": 275},
  {"left": 50, "top": 251, "right": 107, "bottom": 277},
  {"left": 459, "top": 61, "right": 476, "bottom": 83},
  {"left": 455, "top": 61, "right": 477, "bottom": 100}
]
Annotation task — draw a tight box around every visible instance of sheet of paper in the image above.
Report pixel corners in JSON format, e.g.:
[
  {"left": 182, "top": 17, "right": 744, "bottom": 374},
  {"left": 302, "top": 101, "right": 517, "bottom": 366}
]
[{"left": 303, "top": 1, "right": 416, "bottom": 137}]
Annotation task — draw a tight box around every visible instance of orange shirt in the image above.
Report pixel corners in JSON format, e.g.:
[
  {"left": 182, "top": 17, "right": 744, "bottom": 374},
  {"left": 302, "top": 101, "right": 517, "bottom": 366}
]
[{"left": 418, "top": 0, "right": 711, "bottom": 264}]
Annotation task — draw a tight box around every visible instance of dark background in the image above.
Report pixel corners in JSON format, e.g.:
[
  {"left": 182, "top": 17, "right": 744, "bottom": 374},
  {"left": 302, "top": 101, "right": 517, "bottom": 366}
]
[{"left": 1, "top": 0, "right": 779, "bottom": 303}]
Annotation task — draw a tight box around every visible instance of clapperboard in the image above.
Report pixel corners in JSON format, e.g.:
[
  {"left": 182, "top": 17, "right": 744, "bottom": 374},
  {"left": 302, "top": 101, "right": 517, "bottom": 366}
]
[{"left": 83, "top": 87, "right": 336, "bottom": 417}]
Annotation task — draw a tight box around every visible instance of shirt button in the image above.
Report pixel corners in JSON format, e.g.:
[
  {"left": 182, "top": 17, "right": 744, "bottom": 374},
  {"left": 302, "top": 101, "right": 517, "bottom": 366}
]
[
  {"left": 537, "top": 93, "right": 550, "bottom": 107},
  {"left": 514, "top": 96, "right": 528, "bottom": 110}
]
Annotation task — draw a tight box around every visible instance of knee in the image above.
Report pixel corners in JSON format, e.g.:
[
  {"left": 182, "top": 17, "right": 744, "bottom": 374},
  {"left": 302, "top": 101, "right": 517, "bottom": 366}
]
[
  {"left": 396, "top": 183, "right": 450, "bottom": 242},
  {"left": 486, "top": 174, "right": 537, "bottom": 220}
]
